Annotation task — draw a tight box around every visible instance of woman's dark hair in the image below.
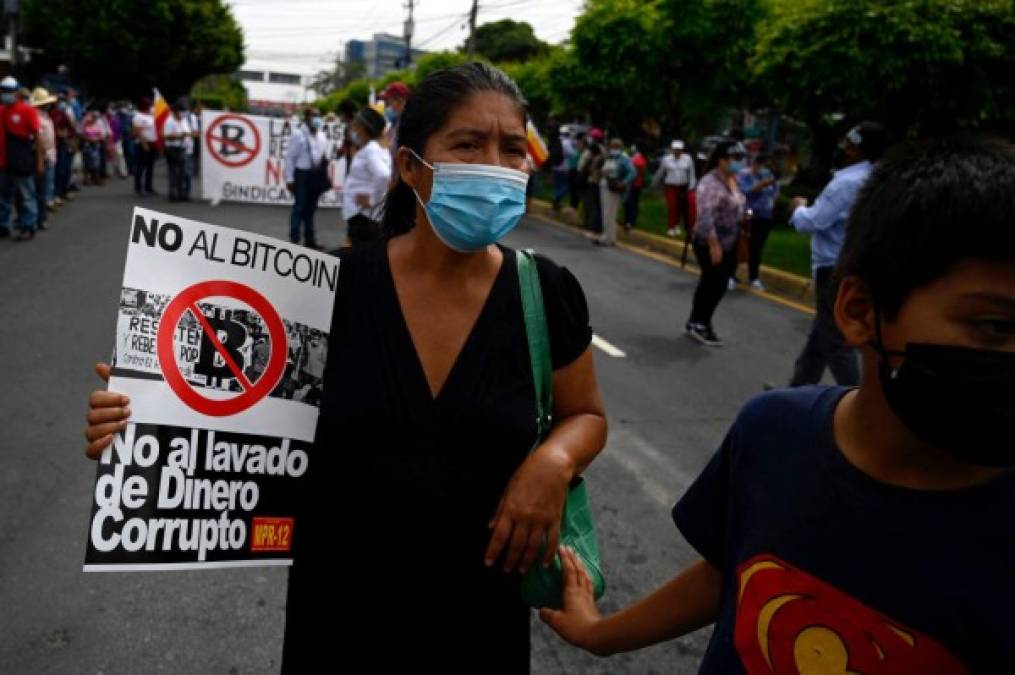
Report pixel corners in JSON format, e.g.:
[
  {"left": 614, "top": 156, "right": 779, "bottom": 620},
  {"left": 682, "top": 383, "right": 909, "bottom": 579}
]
[
  {"left": 705, "top": 138, "right": 740, "bottom": 173},
  {"left": 354, "top": 107, "right": 386, "bottom": 139},
  {"left": 835, "top": 134, "right": 1015, "bottom": 319},
  {"left": 380, "top": 61, "right": 527, "bottom": 235},
  {"left": 337, "top": 99, "right": 358, "bottom": 118}
]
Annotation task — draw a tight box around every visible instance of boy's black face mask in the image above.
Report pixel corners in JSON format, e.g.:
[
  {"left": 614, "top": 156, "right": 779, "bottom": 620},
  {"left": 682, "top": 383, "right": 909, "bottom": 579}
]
[{"left": 873, "top": 319, "right": 1015, "bottom": 467}]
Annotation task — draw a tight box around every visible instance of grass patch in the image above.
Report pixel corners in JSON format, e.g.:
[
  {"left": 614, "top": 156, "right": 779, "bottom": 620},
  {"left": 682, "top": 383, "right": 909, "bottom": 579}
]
[{"left": 533, "top": 172, "right": 812, "bottom": 278}]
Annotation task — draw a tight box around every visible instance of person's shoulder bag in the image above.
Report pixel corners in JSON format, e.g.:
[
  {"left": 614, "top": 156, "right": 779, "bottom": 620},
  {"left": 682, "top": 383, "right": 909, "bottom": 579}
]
[
  {"left": 303, "top": 128, "right": 332, "bottom": 198},
  {"left": 516, "top": 249, "right": 606, "bottom": 609}
]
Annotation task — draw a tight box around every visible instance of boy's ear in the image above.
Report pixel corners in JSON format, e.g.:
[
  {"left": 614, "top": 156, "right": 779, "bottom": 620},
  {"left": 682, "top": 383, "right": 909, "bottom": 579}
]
[{"left": 835, "top": 275, "right": 877, "bottom": 348}]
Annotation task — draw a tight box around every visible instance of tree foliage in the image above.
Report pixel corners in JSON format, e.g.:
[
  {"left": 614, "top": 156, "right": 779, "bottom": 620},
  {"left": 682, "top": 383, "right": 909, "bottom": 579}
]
[
  {"left": 465, "top": 19, "right": 548, "bottom": 63},
  {"left": 21, "top": 0, "right": 244, "bottom": 101},
  {"left": 752, "top": 0, "right": 1015, "bottom": 138},
  {"left": 190, "top": 74, "right": 247, "bottom": 111}
]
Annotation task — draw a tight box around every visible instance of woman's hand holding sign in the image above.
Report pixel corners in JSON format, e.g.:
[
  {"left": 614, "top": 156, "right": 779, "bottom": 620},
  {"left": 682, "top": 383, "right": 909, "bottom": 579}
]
[{"left": 84, "top": 362, "right": 131, "bottom": 459}]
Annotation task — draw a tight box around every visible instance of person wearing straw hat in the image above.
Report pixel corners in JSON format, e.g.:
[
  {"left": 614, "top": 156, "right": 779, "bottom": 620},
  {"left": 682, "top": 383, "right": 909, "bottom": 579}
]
[{"left": 30, "top": 87, "right": 58, "bottom": 225}]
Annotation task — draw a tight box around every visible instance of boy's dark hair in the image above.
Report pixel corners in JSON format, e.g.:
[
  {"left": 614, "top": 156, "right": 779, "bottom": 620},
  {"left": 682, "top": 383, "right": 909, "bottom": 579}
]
[
  {"left": 836, "top": 134, "right": 1015, "bottom": 319},
  {"left": 381, "top": 61, "right": 527, "bottom": 236}
]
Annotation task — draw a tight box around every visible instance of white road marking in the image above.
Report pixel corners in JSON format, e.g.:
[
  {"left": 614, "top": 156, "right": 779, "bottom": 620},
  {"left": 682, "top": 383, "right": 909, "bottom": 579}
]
[{"left": 592, "top": 334, "right": 627, "bottom": 358}]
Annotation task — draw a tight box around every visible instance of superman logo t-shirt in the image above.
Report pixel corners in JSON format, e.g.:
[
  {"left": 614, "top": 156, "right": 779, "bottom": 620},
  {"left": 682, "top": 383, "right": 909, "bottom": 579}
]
[{"left": 672, "top": 386, "right": 1015, "bottom": 674}]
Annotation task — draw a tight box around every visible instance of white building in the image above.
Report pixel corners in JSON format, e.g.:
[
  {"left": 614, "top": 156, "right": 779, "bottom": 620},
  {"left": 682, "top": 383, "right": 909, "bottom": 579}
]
[{"left": 237, "top": 62, "right": 315, "bottom": 115}]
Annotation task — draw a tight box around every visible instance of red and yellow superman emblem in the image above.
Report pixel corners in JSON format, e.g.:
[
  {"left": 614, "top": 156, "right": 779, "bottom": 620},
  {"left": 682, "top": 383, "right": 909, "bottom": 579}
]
[{"left": 734, "top": 554, "right": 969, "bottom": 675}]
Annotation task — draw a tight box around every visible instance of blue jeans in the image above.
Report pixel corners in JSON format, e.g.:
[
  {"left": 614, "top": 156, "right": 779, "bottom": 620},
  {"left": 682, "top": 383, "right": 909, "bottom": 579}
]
[
  {"left": 56, "top": 141, "right": 73, "bottom": 197},
  {"left": 0, "top": 171, "right": 39, "bottom": 232},
  {"left": 552, "top": 169, "right": 569, "bottom": 209},
  {"left": 44, "top": 161, "right": 55, "bottom": 203},
  {"left": 289, "top": 169, "right": 318, "bottom": 245}
]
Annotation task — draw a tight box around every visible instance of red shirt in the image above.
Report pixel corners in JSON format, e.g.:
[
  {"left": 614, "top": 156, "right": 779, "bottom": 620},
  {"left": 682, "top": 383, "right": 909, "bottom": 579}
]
[
  {"left": 49, "top": 106, "right": 75, "bottom": 139},
  {"left": 631, "top": 152, "right": 648, "bottom": 188},
  {"left": 0, "top": 101, "right": 40, "bottom": 169},
  {"left": 3, "top": 101, "right": 40, "bottom": 139}
]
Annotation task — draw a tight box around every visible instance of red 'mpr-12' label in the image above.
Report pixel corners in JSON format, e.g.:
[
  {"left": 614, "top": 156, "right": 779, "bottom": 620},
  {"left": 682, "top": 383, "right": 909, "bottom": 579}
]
[{"left": 250, "top": 517, "right": 294, "bottom": 552}]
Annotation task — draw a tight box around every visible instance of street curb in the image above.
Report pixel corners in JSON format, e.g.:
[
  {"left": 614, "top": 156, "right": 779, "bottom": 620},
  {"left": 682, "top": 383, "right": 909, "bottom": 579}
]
[{"left": 529, "top": 199, "right": 816, "bottom": 308}]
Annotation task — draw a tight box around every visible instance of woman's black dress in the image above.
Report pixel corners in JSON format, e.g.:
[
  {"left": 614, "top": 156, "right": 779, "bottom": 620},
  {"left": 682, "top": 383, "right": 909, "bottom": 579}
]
[{"left": 280, "top": 239, "right": 592, "bottom": 672}]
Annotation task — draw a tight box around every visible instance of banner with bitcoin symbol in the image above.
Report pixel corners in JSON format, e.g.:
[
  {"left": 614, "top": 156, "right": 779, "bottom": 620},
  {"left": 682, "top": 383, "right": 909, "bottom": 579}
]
[{"left": 200, "top": 109, "right": 346, "bottom": 207}]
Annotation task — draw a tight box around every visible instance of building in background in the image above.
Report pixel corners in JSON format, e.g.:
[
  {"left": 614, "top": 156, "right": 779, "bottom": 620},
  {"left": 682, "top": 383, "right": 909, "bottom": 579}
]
[
  {"left": 345, "top": 33, "right": 426, "bottom": 80},
  {"left": 237, "top": 63, "right": 314, "bottom": 116}
]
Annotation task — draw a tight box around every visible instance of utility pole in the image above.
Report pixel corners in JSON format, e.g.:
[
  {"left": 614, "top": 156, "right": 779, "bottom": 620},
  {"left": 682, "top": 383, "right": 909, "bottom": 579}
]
[
  {"left": 403, "top": 0, "right": 415, "bottom": 68},
  {"left": 5, "top": 0, "right": 19, "bottom": 76},
  {"left": 467, "top": 0, "right": 478, "bottom": 57}
]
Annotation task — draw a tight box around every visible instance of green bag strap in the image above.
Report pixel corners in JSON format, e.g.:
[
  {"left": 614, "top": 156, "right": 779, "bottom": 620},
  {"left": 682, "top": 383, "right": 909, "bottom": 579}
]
[{"left": 516, "top": 249, "right": 553, "bottom": 441}]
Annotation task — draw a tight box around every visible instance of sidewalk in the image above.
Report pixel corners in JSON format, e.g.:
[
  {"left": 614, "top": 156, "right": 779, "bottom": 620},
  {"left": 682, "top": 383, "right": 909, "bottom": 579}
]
[{"left": 528, "top": 198, "right": 816, "bottom": 310}]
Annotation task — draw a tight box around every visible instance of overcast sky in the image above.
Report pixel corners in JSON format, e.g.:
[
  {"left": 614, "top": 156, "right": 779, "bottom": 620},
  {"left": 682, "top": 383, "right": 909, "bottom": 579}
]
[{"left": 227, "top": 0, "right": 584, "bottom": 75}]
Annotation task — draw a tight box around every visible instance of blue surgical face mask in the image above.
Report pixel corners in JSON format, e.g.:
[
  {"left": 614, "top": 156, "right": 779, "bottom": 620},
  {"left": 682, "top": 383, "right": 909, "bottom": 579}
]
[
  {"left": 349, "top": 129, "right": 363, "bottom": 147},
  {"left": 728, "top": 159, "right": 745, "bottom": 173},
  {"left": 385, "top": 107, "right": 399, "bottom": 124},
  {"left": 1, "top": 92, "right": 15, "bottom": 105},
  {"left": 408, "top": 149, "right": 528, "bottom": 253},
  {"left": 310, "top": 117, "right": 323, "bottom": 131}
]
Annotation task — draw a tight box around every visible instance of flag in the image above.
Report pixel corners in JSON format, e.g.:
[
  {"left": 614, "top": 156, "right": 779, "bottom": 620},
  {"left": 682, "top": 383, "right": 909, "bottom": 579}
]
[
  {"left": 526, "top": 120, "right": 548, "bottom": 168},
  {"left": 153, "top": 88, "right": 170, "bottom": 151}
]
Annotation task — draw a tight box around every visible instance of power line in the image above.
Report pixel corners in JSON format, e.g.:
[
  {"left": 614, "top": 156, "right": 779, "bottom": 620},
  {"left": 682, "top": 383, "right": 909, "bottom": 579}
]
[{"left": 414, "top": 11, "right": 471, "bottom": 49}]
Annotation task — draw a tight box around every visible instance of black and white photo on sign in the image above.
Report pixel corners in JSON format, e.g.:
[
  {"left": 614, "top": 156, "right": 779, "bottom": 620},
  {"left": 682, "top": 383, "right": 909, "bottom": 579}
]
[{"left": 113, "top": 286, "right": 329, "bottom": 409}]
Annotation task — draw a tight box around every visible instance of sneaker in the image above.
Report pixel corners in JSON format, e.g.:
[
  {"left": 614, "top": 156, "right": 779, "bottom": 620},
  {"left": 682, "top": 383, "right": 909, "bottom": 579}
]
[
  {"left": 667, "top": 228, "right": 677, "bottom": 238},
  {"left": 685, "top": 322, "right": 721, "bottom": 347},
  {"left": 728, "top": 278, "right": 738, "bottom": 291},
  {"left": 750, "top": 279, "right": 767, "bottom": 292}
]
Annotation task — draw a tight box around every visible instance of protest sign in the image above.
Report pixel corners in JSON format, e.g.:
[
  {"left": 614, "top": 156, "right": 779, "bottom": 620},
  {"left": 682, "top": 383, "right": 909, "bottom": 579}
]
[
  {"left": 201, "top": 109, "right": 346, "bottom": 207},
  {"left": 84, "top": 208, "right": 337, "bottom": 571}
]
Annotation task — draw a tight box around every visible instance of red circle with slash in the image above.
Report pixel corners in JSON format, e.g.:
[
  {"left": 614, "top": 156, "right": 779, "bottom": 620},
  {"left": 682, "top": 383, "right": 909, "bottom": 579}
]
[
  {"left": 157, "top": 280, "right": 286, "bottom": 416},
  {"left": 205, "top": 114, "right": 261, "bottom": 168}
]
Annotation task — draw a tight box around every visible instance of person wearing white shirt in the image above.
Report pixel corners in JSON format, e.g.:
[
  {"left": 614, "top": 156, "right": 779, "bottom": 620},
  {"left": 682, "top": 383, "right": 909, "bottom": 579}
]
[
  {"left": 131, "top": 96, "right": 158, "bottom": 195},
  {"left": 284, "top": 107, "right": 327, "bottom": 248},
  {"left": 183, "top": 104, "right": 200, "bottom": 196},
  {"left": 653, "top": 139, "right": 697, "bottom": 237},
  {"left": 342, "top": 107, "right": 391, "bottom": 246},
  {"left": 784, "top": 121, "right": 888, "bottom": 387},
  {"left": 162, "top": 103, "right": 191, "bottom": 201}
]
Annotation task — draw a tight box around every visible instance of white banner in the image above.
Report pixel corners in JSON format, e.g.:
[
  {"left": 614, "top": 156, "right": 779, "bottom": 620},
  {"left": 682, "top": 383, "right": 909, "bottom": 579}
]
[{"left": 200, "top": 109, "right": 346, "bottom": 208}]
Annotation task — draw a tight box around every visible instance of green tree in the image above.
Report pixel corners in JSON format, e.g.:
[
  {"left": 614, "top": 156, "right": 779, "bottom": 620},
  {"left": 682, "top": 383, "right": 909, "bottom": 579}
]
[
  {"left": 413, "top": 51, "right": 475, "bottom": 83},
  {"left": 21, "top": 0, "right": 244, "bottom": 100},
  {"left": 310, "top": 57, "right": 368, "bottom": 97},
  {"left": 501, "top": 53, "right": 557, "bottom": 125},
  {"left": 752, "top": 0, "right": 1015, "bottom": 146},
  {"left": 547, "top": 0, "right": 667, "bottom": 139},
  {"left": 190, "top": 74, "right": 247, "bottom": 111},
  {"left": 464, "top": 19, "right": 548, "bottom": 63},
  {"left": 655, "top": 0, "right": 766, "bottom": 140}
]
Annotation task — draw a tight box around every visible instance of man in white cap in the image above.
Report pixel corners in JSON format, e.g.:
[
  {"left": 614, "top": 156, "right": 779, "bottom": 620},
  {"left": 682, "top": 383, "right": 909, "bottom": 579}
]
[
  {"left": 653, "top": 139, "right": 696, "bottom": 237},
  {"left": 0, "top": 76, "right": 42, "bottom": 240}
]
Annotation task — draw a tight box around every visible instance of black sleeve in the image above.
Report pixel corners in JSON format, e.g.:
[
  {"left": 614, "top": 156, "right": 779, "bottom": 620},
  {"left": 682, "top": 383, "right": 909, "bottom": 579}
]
[
  {"left": 671, "top": 430, "right": 734, "bottom": 570},
  {"left": 534, "top": 253, "right": 593, "bottom": 370}
]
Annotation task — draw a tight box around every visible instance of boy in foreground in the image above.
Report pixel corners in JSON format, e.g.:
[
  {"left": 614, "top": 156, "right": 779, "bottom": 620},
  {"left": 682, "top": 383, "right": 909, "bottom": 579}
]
[{"left": 542, "top": 135, "right": 1015, "bottom": 674}]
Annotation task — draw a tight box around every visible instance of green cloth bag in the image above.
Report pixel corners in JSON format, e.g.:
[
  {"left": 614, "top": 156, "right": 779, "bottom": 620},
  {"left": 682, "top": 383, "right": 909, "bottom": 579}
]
[{"left": 516, "top": 249, "right": 606, "bottom": 609}]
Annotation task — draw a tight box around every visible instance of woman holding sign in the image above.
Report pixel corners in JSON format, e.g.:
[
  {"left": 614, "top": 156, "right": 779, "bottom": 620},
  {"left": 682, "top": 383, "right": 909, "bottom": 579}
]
[{"left": 84, "top": 62, "right": 608, "bottom": 673}]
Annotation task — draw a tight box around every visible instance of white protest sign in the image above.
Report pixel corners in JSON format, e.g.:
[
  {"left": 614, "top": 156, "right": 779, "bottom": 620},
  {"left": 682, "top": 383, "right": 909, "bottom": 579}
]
[
  {"left": 84, "top": 207, "right": 338, "bottom": 571},
  {"left": 200, "top": 109, "right": 346, "bottom": 207}
]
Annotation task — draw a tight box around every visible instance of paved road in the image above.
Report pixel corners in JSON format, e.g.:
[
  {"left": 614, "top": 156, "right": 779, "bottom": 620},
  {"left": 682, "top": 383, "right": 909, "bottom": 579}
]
[{"left": 0, "top": 173, "right": 819, "bottom": 674}]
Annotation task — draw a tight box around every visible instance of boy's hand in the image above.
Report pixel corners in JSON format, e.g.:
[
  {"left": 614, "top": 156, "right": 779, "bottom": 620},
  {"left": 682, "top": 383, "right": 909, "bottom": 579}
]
[{"left": 539, "top": 546, "right": 608, "bottom": 656}]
